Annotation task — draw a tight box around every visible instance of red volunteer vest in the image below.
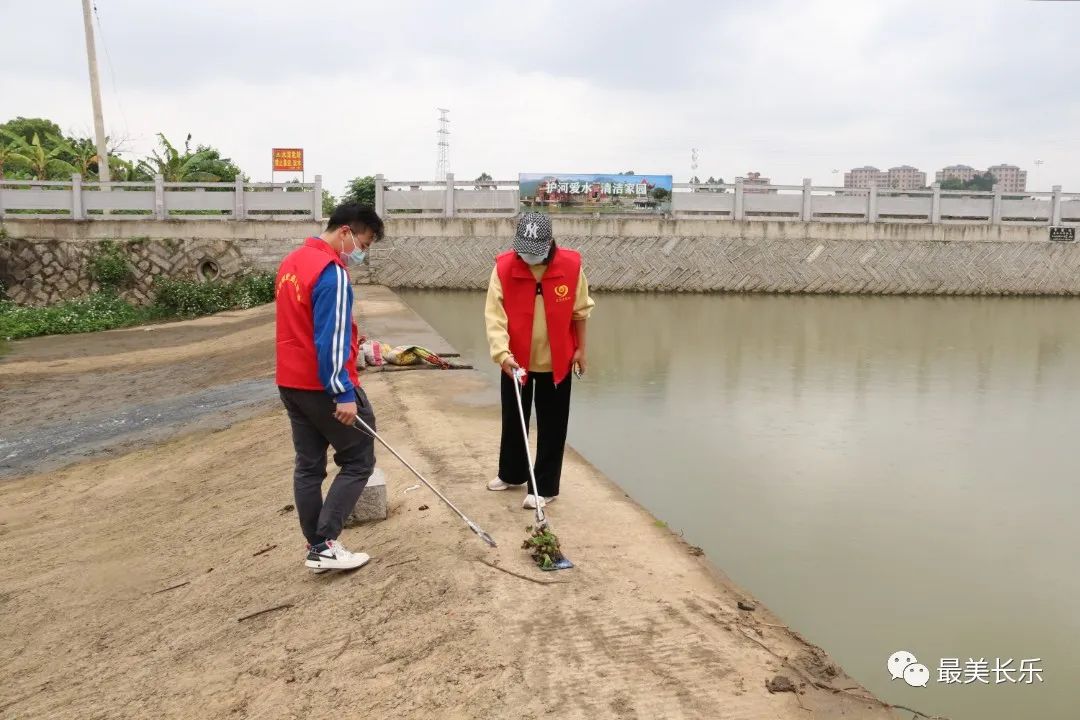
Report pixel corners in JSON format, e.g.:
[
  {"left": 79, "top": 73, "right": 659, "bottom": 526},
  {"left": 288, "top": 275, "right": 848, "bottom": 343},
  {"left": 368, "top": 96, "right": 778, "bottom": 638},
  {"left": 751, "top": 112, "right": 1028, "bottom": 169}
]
[
  {"left": 496, "top": 247, "right": 581, "bottom": 386},
  {"left": 275, "top": 237, "right": 360, "bottom": 392}
]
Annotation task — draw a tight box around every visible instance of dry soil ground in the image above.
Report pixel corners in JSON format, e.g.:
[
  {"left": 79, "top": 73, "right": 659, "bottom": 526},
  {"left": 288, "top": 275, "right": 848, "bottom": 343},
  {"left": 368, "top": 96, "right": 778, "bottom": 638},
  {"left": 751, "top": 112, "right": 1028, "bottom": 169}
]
[{"left": 0, "top": 286, "right": 900, "bottom": 719}]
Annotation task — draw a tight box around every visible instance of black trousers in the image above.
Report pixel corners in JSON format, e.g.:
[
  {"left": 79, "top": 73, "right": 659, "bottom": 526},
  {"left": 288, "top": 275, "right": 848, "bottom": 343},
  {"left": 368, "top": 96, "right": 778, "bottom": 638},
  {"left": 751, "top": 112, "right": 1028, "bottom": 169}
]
[
  {"left": 498, "top": 371, "right": 572, "bottom": 498},
  {"left": 279, "top": 386, "right": 376, "bottom": 546}
]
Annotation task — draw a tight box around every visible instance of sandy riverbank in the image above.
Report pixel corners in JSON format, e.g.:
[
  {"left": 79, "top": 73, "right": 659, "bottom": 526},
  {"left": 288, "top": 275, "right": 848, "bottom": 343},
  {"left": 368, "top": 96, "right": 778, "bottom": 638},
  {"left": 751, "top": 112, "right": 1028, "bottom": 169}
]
[{"left": 0, "top": 286, "right": 898, "bottom": 719}]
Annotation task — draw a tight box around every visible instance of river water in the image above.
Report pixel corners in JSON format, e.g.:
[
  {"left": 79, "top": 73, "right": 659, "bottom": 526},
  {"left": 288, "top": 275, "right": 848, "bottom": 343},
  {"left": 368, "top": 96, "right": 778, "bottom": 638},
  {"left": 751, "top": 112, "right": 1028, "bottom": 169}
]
[{"left": 397, "top": 288, "right": 1079, "bottom": 720}]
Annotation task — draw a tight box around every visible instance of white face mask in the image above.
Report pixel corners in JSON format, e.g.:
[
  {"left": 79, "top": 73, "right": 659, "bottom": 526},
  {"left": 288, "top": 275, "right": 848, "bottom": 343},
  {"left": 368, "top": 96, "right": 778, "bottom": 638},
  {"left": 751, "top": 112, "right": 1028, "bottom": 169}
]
[
  {"left": 340, "top": 229, "right": 368, "bottom": 265},
  {"left": 341, "top": 248, "right": 367, "bottom": 265}
]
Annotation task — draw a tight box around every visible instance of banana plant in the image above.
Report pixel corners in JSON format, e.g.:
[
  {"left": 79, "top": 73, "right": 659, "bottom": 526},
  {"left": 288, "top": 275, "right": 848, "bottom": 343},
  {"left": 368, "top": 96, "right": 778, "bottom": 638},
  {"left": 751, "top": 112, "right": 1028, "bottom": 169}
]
[
  {"left": 0, "top": 140, "right": 31, "bottom": 178},
  {"left": 48, "top": 135, "right": 102, "bottom": 179},
  {"left": 0, "top": 131, "right": 76, "bottom": 180},
  {"left": 135, "top": 133, "right": 220, "bottom": 182},
  {"left": 108, "top": 156, "right": 150, "bottom": 182}
]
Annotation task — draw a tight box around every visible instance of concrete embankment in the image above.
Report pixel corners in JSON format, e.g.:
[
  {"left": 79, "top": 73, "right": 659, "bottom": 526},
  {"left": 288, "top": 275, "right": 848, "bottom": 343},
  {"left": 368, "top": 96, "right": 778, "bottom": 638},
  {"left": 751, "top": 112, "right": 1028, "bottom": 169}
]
[{"left": 6, "top": 216, "right": 1080, "bottom": 306}]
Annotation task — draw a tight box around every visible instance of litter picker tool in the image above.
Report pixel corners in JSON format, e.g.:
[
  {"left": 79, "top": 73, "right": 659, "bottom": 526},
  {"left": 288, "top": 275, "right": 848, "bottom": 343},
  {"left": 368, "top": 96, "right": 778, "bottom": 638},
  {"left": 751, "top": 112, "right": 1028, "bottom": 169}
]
[
  {"left": 512, "top": 368, "right": 573, "bottom": 570},
  {"left": 351, "top": 415, "right": 497, "bottom": 548}
]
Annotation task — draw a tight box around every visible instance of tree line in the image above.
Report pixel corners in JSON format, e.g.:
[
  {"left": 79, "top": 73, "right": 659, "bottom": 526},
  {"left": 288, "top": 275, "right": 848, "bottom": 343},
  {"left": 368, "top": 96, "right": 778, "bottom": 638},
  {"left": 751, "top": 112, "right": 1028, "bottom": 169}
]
[{"left": 0, "top": 116, "right": 244, "bottom": 183}]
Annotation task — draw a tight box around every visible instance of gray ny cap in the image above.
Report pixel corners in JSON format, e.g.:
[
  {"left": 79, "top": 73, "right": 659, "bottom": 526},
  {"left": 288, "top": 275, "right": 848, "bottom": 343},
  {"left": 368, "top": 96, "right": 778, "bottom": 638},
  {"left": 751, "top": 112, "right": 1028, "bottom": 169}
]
[{"left": 513, "top": 212, "right": 553, "bottom": 265}]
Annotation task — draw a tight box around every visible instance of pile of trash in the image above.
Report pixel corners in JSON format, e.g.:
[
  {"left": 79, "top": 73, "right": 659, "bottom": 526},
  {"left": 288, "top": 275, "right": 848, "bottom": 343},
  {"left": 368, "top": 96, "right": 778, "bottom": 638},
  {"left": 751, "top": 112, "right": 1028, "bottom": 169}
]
[{"left": 358, "top": 338, "right": 457, "bottom": 369}]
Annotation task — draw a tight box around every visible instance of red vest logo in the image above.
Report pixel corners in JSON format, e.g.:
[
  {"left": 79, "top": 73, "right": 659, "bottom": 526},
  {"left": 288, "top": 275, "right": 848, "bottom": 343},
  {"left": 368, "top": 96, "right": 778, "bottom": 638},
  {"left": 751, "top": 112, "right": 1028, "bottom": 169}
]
[
  {"left": 554, "top": 284, "right": 569, "bottom": 300},
  {"left": 277, "top": 272, "right": 302, "bottom": 301}
]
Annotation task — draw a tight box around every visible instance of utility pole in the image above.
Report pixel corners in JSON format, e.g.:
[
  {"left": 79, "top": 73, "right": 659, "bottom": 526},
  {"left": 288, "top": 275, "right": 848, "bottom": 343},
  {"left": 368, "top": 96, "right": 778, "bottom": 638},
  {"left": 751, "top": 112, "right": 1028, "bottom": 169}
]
[{"left": 81, "top": 0, "right": 110, "bottom": 184}]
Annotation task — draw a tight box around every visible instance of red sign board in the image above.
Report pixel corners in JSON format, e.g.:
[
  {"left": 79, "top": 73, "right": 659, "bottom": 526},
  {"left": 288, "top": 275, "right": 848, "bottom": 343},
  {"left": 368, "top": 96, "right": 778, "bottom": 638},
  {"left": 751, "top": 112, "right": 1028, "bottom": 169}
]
[{"left": 272, "top": 148, "right": 304, "bottom": 172}]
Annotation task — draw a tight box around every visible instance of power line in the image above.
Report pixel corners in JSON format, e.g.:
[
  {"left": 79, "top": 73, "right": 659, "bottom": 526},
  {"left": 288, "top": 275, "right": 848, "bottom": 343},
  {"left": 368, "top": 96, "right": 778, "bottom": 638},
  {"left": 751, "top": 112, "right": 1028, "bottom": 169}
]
[{"left": 92, "top": 1, "right": 131, "bottom": 146}]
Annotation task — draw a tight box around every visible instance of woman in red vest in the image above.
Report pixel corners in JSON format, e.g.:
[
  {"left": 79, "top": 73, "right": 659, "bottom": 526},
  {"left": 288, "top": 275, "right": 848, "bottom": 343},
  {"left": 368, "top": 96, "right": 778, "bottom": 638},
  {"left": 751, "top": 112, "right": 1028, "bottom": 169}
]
[{"left": 484, "top": 212, "right": 595, "bottom": 509}]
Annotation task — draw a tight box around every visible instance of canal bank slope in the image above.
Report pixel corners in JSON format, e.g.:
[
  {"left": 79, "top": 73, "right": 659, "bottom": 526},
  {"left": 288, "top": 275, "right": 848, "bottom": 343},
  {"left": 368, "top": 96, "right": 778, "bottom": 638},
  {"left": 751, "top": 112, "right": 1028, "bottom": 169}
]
[{"left": 0, "top": 286, "right": 898, "bottom": 719}]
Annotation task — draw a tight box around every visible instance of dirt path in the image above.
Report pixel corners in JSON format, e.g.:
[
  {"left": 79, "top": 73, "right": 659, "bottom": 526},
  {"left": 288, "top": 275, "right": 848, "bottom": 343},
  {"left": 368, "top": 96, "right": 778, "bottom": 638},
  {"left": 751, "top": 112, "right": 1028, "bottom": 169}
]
[
  {"left": 0, "top": 307, "right": 279, "bottom": 461},
  {"left": 0, "top": 287, "right": 897, "bottom": 719}
]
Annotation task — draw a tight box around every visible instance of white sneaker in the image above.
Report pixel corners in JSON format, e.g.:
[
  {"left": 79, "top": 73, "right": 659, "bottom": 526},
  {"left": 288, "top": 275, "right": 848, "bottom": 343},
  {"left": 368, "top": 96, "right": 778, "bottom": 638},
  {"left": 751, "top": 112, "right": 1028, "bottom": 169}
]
[
  {"left": 523, "top": 494, "right": 557, "bottom": 510},
  {"left": 305, "top": 539, "right": 371, "bottom": 571},
  {"left": 487, "top": 477, "right": 512, "bottom": 491}
]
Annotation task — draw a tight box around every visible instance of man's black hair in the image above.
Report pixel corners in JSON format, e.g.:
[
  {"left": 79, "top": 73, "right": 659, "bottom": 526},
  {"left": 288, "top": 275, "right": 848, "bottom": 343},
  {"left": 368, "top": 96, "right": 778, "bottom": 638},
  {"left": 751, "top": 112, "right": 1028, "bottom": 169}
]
[{"left": 326, "top": 203, "right": 385, "bottom": 241}]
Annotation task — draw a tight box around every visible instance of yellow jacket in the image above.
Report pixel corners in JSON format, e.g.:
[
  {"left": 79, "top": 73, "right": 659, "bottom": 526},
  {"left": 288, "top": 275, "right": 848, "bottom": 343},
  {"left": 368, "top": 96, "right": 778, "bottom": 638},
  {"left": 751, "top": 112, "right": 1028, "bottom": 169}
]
[{"left": 485, "top": 262, "right": 595, "bottom": 371}]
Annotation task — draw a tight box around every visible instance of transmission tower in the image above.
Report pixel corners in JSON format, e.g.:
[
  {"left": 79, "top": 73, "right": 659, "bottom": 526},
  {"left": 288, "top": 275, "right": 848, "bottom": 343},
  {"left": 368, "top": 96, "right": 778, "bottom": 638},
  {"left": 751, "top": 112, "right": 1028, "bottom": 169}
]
[
  {"left": 436, "top": 108, "right": 450, "bottom": 181},
  {"left": 691, "top": 148, "right": 699, "bottom": 184}
]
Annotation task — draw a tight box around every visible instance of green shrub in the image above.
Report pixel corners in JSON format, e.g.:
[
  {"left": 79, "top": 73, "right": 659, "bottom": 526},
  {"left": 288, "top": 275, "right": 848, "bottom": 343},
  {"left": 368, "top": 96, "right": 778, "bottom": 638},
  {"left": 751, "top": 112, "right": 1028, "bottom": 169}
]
[
  {"left": 151, "top": 277, "right": 232, "bottom": 317},
  {"left": 0, "top": 270, "right": 278, "bottom": 342},
  {"left": 230, "top": 272, "right": 276, "bottom": 309},
  {"left": 151, "top": 271, "right": 276, "bottom": 317},
  {"left": 0, "top": 292, "right": 143, "bottom": 340},
  {"left": 89, "top": 241, "right": 133, "bottom": 290}
]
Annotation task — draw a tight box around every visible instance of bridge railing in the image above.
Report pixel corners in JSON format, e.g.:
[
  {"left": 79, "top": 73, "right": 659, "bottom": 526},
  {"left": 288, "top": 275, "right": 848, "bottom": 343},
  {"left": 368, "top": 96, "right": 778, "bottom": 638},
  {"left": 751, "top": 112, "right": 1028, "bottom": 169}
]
[
  {"left": 379, "top": 175, "right": 520, "bottom": 218},
  {"left": 4, "top": 173, "right": 1077, "bottom": 228},
  {"left": 375, "top": 174, "right": 1079, "bottom": 227},
  {"left": 0, "top": 175, "right": 324, "bottom": 221}
]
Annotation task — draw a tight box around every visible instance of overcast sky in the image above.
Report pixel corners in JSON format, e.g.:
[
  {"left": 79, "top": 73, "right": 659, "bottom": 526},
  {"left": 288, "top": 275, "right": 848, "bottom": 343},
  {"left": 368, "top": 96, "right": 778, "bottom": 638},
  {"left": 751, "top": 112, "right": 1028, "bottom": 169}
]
[{"left": 1, "top": 0, "right": 1077, "bottom": 196}]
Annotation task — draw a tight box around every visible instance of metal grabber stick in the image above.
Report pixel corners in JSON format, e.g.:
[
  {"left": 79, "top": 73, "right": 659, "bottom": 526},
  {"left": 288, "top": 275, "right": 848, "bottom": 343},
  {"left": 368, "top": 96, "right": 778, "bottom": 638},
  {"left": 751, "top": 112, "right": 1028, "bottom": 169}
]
[
  {"left": 511, "top": 367, "right": 547, "bottom": 528},
  {"left": 351, "top": 414, "right": 497, "bottom": 548}
]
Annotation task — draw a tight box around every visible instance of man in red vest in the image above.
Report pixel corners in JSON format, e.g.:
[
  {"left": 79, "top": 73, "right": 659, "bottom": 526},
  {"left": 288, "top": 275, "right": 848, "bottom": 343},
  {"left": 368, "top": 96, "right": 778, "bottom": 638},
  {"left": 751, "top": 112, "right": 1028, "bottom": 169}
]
[
  {"left": 484, "top": 212, "right": 595, "bottom": 509},
  {"left": 276, "top": 203, "right": 384, "bottom": 573}
]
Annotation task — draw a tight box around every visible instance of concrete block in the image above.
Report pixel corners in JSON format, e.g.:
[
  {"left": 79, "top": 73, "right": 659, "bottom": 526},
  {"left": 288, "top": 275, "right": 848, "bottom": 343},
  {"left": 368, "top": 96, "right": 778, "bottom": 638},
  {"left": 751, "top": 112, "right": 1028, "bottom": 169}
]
[{"left": 346, "top": 467, "right": 387, "bottom": 525}]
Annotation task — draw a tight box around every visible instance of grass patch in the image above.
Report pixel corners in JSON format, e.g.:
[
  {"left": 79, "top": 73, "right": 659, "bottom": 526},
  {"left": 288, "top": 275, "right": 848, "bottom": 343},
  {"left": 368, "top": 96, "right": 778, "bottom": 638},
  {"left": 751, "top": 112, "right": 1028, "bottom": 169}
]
[
  {"left": 0, "top": 271, "right": 277, "bottom": 342},
  {"left": 0, "top": 292, "right": 145, "bottom": 340},
  {"left": 88, "top": 241, "right": 134, "bottom": 290},
  {"left": 150, "top": 272, "right": 275, "bottom": 317}
]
